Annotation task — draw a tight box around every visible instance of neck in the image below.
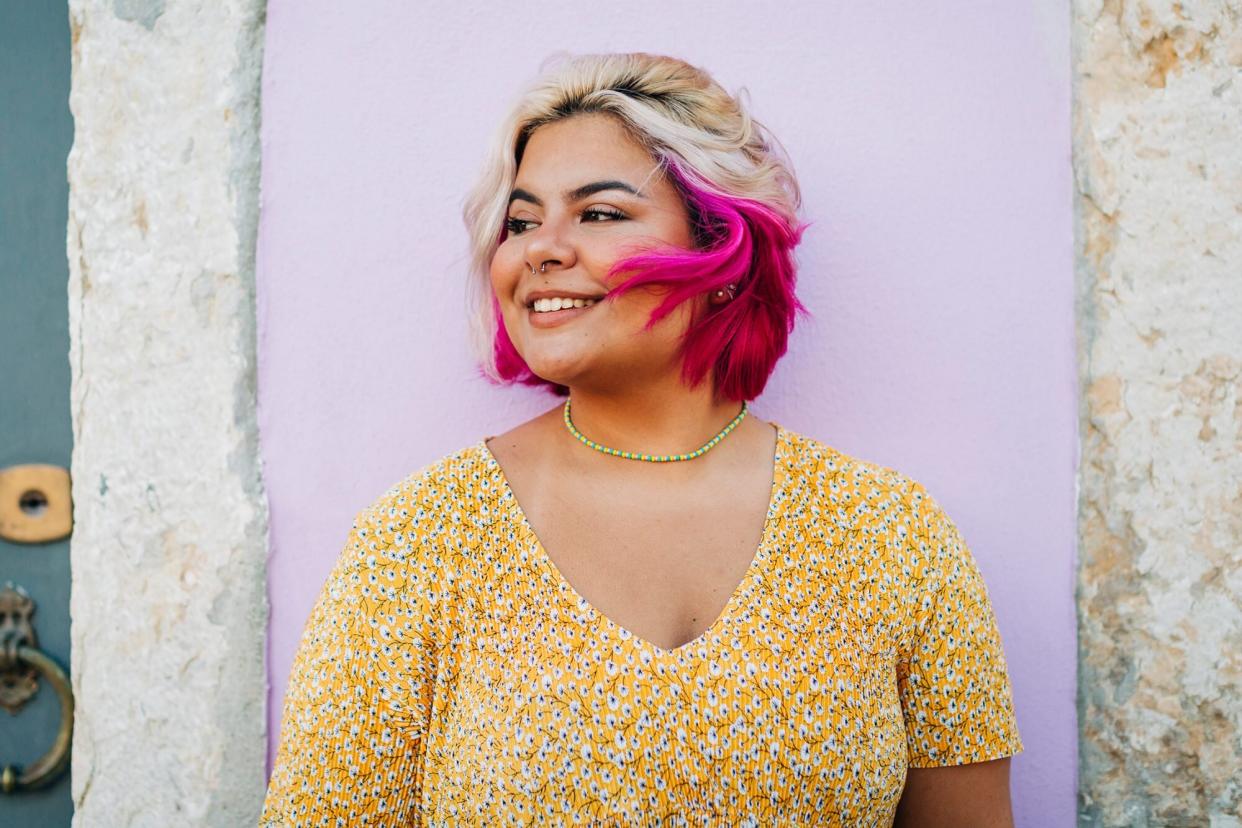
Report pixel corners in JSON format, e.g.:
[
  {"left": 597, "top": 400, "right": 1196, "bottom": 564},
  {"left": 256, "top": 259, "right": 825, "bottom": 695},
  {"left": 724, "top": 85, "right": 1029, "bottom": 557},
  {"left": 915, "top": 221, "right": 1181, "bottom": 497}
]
[{"left": 563, "top": 376, "right": 745, "bottom": 457}]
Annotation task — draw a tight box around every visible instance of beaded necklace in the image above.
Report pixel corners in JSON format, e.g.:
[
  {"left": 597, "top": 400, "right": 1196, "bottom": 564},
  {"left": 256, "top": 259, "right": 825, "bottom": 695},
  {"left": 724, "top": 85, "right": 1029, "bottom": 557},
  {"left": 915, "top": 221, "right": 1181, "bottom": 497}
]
[{"left": 562, "top": 398, "right": 748, "bottom": 462}]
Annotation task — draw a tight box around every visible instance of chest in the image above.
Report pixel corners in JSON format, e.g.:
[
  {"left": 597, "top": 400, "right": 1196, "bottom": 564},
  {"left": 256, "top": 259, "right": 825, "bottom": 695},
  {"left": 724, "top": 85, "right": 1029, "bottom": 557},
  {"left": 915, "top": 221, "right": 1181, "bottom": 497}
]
[
  {"left": 520, "top": 468, "right": 774, "bottom": 652},
  {"left": 428, "top": 601, "right": 908, "bottom": 827}
]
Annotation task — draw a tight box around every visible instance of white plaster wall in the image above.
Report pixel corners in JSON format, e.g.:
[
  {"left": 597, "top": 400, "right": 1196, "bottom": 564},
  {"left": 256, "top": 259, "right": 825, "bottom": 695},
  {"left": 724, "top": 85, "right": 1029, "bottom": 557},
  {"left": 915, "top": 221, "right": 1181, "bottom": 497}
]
[
  {"left": 1074, "top": 0, "right": 1242, "bottom": 823},
  {"left": 66, "top": 1, "right": 268, "bottom": 824}
]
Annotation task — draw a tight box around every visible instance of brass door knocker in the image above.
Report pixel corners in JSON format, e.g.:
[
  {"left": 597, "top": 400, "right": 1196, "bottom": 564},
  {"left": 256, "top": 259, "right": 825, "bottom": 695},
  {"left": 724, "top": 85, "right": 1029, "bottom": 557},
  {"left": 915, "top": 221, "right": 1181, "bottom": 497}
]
[{"left": 0, "top": 584, "right": 73, "bottom": 793}]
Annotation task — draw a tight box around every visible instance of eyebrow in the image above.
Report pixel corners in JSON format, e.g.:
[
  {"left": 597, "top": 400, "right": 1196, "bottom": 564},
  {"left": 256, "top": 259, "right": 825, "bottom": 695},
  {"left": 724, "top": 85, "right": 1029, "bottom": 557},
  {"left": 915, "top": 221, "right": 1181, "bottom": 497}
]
[{"left": 508, "top": 180, "right": 645, "bottom": 207}]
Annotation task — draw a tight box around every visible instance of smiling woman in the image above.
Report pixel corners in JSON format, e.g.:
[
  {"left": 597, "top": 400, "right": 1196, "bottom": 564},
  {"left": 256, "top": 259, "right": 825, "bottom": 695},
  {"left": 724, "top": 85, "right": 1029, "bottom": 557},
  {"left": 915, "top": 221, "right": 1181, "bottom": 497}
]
[
  {"left": 472, "top": 72, "right": 805, "bottom": 404},
  {"left": 490, "top": 114, "right": 703, "bottom": 394},
  {"left": 261, "top": 52, "right": 1022, "bottom": 827}
]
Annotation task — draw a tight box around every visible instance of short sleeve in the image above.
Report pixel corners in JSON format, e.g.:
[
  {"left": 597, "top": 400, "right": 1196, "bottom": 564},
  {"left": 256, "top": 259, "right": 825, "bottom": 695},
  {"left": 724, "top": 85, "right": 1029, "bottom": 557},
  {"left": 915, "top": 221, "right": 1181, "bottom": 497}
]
[
  {"left": 261, "top": 488, "right": 440, "bottom": 826},
  {"left": 896, "top": 483, "right": 1023, "bottom": 768}
]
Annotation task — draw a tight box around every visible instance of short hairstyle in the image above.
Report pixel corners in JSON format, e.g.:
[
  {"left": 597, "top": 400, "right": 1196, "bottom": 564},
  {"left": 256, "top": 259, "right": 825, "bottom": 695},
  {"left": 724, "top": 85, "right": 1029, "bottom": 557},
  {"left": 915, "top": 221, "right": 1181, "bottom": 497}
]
[{"left": 462, "top": 52, "right": 806, "bottom": 401}]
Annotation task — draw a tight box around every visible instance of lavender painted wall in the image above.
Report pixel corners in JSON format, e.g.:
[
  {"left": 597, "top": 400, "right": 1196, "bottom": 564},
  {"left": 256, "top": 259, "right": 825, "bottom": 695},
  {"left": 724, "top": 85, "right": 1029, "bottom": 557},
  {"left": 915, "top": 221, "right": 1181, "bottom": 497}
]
[{"left": 257, "top": 2, "right": 1075, "bottom": 823}]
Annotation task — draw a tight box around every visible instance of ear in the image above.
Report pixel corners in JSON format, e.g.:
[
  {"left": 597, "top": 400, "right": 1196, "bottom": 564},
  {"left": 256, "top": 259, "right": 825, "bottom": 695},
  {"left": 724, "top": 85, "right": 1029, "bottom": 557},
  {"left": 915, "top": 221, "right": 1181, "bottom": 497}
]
[{"left": 708, "top": 284, "right": 736, "bottom": 305}]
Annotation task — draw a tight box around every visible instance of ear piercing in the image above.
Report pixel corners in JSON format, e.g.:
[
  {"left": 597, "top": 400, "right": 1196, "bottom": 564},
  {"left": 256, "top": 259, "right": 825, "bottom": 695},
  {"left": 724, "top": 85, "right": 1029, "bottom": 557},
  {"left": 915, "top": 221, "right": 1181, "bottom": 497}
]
[{"left": 714, "top": 283, "right": 738, "bottom": 300}]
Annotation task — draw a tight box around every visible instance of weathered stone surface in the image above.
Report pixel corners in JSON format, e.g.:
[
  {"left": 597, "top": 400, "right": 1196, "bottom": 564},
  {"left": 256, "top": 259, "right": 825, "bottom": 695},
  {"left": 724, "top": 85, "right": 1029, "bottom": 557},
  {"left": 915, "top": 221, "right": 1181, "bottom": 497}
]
[
  {"left": 66, "top": 1, "right": 267, "bottom": 824},
  {"left": 1074, "top": 0, "right": 1242, "bottom": 824}
]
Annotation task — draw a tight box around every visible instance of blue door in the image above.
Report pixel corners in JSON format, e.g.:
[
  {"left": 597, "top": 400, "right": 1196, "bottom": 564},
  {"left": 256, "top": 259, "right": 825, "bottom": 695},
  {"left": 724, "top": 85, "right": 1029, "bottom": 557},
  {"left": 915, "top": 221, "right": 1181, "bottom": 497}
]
[{"left": 0, "top": 3, "right": 75, "bottom": 825}]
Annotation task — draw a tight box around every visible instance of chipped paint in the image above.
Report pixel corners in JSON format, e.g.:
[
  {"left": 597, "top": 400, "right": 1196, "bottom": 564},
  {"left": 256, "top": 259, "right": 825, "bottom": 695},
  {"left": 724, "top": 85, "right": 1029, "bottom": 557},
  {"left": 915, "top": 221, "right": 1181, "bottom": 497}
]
[
  {"left": 1074, "top": 0, "right": 1242, "bottom": 823},
  {"left": 112, "top": 0, "right": 165, "bottom": 31}
]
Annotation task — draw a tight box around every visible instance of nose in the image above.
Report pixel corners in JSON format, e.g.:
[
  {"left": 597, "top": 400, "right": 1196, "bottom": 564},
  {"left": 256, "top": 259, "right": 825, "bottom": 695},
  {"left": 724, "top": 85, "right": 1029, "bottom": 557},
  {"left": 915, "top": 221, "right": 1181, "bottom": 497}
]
[{"left": 522, "top": 220, "right": 576, "bottom": 274}]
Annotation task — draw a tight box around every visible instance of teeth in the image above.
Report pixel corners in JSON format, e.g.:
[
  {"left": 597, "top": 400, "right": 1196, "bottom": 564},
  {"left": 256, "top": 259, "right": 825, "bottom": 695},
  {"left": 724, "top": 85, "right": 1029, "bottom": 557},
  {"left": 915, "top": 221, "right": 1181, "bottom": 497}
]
[{"left": 532, "top": 297, "right": 597, "bottom": 313}]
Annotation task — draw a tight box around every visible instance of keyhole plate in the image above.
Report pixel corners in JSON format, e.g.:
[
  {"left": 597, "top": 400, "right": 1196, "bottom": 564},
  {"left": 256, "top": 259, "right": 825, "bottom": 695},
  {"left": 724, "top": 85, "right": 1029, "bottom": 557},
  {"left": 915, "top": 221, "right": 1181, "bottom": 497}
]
[{"left": 0, "top": 465, "right": 72, "bottom": 544}]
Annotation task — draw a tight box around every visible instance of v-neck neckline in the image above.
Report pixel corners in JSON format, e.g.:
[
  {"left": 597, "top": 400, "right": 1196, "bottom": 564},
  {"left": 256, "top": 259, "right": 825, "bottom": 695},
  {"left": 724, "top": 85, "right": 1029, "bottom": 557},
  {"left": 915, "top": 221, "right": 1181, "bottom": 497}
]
[{"left": 478, "top": 423, "right": 789, "bottom": 659}]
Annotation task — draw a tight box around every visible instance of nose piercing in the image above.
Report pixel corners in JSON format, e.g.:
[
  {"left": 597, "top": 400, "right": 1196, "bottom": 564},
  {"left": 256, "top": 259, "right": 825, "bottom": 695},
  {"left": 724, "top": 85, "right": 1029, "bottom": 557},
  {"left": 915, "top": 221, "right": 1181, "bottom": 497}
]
[{"left": 529, "top": 263, "right": 549, "bottom": 275}]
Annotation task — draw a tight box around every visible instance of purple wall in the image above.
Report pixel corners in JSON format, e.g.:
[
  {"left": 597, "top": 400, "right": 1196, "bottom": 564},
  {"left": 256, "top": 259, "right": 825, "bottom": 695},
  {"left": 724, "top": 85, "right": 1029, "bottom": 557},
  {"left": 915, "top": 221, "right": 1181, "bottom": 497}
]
[{"left": 258, "top": 3, "right": 1076, "bottom": 823}]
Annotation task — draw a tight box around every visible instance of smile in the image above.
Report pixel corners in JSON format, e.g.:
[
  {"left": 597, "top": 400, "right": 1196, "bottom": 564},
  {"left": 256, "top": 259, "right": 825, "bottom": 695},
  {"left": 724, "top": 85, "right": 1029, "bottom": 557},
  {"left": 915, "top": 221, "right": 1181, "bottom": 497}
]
[
  {"left": 524, "top": 295, "right": 605, "bottom": 329},
  {"left": 530, "top": 297, "right": 599, "bottom": 313}
]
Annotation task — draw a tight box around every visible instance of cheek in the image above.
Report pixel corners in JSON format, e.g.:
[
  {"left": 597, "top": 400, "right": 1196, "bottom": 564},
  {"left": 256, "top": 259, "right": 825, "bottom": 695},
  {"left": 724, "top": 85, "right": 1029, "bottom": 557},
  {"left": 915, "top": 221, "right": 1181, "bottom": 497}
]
[
  {"left": 489, "top": 246, "right": 521, "bottom": 295},
  {"left": 658, "top": 213, "right": 696, "bottom": 252}
]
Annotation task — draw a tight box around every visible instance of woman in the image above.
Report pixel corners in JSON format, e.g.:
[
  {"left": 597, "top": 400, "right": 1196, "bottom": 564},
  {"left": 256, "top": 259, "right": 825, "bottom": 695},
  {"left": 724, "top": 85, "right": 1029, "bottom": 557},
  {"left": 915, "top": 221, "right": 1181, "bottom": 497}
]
[{"left": 262, "top": 53, "right": 1022, "bottom": 826}]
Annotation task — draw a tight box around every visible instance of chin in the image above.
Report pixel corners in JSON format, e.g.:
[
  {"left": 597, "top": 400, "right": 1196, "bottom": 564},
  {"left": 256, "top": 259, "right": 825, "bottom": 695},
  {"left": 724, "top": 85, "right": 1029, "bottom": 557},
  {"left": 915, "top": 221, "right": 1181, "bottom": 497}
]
[{"left": 520, "top": 352, "right": 587, "bottom": 387}]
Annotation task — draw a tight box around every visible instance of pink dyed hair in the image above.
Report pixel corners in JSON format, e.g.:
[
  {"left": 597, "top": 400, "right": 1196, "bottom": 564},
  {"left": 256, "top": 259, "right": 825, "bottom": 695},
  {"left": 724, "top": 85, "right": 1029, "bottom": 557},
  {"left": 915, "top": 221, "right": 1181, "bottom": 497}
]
[{"left": 492, "top": 160, "right": 807, "bottom": 402}]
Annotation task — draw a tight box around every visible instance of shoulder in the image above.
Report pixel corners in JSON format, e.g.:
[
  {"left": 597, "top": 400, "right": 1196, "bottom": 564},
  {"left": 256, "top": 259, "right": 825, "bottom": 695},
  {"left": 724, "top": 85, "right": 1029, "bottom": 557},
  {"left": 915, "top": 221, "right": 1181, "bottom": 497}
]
[
  {"left": 775, "top": 425, "right": 939, "bottom": 524},
  {"left": 322, "top": 441, "right": 501, "bottom": 625},
  {"left": 773, "top": 426, "right": 969, "bottom": 614},
  {"left": 349, "top": 440, "right": 500, "bottom": 555}
]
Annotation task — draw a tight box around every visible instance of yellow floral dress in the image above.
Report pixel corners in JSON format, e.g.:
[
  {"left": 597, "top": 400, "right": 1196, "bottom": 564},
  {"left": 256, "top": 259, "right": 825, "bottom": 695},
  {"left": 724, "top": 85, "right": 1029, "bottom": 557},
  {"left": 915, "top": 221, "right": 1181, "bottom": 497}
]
[{"left": 261, "top": 426, "right": 1022, "bottom": 827}]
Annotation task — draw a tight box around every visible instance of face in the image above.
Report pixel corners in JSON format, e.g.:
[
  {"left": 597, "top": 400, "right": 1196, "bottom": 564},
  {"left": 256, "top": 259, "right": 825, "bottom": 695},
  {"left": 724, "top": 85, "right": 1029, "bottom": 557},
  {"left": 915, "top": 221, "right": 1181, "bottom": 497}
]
[{"left": 490, "top": 113, "right": 701, "bottom": 392}]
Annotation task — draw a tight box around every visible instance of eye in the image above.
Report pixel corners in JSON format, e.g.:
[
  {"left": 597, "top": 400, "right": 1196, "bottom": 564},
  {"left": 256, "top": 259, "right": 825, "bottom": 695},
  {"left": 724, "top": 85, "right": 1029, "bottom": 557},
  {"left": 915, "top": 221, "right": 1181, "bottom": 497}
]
[
  {"left": 581, "top": 207, "right": 626, "bottom": 224},
  {"left": 505, "top": 217, "right": 537, "bottom": 235}
]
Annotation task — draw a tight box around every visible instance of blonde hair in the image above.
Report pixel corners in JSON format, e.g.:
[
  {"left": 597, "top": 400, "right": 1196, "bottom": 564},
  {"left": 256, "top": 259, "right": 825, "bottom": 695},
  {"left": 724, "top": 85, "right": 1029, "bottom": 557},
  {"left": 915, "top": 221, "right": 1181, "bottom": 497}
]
[{"left": 462, "top": 52, "right": 802, "bottom": 383}]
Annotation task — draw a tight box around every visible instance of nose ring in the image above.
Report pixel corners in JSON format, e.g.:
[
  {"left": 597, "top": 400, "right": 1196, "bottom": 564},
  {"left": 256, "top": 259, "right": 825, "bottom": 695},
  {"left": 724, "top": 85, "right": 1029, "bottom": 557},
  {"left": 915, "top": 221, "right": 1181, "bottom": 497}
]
[{"left": 529, "top": 263, "right": 549, "bottom": 275}]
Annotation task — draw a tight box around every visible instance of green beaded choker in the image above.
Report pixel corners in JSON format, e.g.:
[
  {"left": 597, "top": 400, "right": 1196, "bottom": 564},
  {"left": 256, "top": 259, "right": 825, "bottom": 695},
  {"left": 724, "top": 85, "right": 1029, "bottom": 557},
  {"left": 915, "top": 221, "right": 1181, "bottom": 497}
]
[{"left": 562, "top": 398, "right": 749, "bottom": 462}]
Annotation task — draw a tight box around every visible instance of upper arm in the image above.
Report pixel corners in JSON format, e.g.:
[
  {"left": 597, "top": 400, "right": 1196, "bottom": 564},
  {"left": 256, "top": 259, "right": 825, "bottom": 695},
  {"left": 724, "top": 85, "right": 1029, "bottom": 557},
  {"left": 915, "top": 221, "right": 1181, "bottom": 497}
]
[
  {"left": 897, "top": 482, "right": 1023, "bottom": 768},
  {"left": 261, "top": 488, "right": 440, "bottom": 826},
  {"left": 894, "top": 757, "right": 1014, "bottom": 828}
]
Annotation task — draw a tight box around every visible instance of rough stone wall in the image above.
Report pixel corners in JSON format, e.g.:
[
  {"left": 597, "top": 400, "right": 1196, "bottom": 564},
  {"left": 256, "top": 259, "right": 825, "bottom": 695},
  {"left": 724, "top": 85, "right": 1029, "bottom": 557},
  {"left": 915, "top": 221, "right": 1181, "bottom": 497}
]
[
  {"left": 1073, "top": 0, "right": 1242, "bottom": 824},
  {"left": 66, "top": 1, "right": 268, "bottom": 824}
]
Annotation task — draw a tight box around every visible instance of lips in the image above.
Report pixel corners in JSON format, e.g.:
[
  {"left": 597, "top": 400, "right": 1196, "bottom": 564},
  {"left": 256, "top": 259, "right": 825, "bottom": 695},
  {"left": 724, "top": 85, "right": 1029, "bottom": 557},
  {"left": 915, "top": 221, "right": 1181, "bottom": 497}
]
[
  {"left": 525, "top": 297, "right": 601, "bottom": 328},
  {"left": 524, "top": 289, "right": 607, "bottom": 307},
  {"left": 530, "top": 296, "right": 598, "bottom": 313}
]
